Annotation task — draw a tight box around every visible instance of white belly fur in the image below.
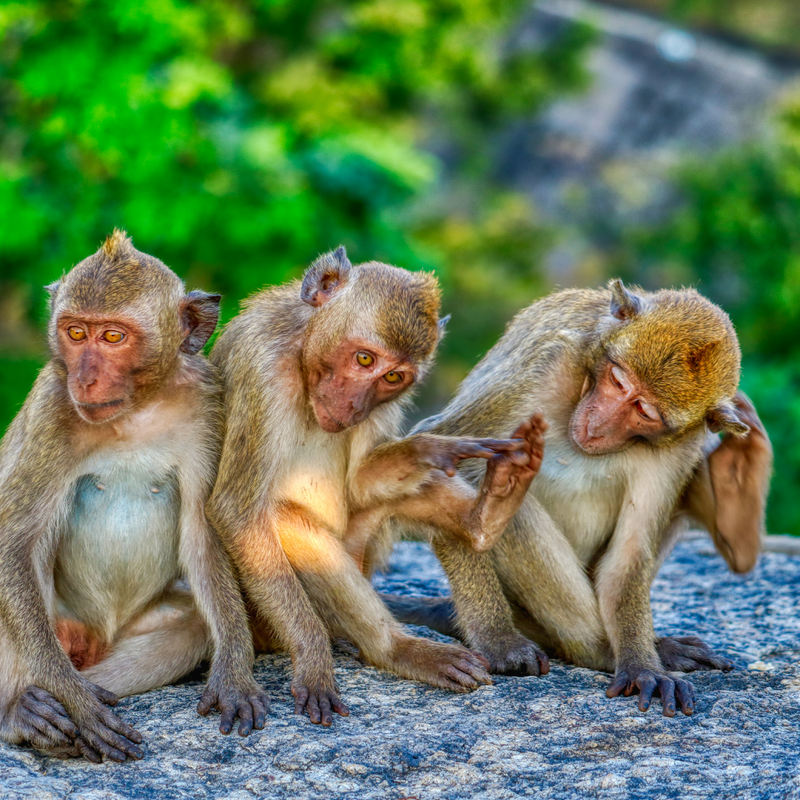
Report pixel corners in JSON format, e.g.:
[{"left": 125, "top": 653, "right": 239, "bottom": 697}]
[
  {"left": 533, "top": 438, "right": 627, "bottom": 565},
  {"left": 55, "top": 447, "right": 181, "bottom": 641}
]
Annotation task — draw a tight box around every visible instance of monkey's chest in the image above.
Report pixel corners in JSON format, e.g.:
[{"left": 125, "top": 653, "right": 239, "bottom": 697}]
[
  {"left": 55, "top": 459, "right": 181, "bottom": 641},
  {"left": 535, "top": 450, "right": 626, "bottom": 565},
  {"left": 276, "top": 435, "right": 350, "bottom": 537}
]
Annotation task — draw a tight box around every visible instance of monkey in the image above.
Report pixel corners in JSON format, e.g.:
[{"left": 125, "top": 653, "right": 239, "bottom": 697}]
[
  {"left": 206, "top": 245, "right": 549, "bottom": 726},
  {"left": 0, "top": 231, "right": 268, "bottom": 763},
  {"left": 357, "top": 281, "right": 772, "bottom": 717}
]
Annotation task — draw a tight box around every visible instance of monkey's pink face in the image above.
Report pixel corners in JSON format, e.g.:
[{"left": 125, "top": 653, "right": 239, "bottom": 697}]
[
  {"left": 306, "top": 339, "right": 416, "bottom": 433},
  {"left": 569, "top": 359, "right": 667, "bottom": 455},
  {"left": 57, "top": 314, "right": 143, "bottom": 424}
]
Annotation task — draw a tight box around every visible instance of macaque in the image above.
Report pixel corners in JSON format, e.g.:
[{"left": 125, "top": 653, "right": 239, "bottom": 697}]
[
  {"left": 207, "top": 246, "right": 547, "bottom": 726},
  {"left": 0, "top": 231, "right": 267, "bottom": 762},
  {"left": 365, "top": 281, "right": 772, "bottom": 717}
]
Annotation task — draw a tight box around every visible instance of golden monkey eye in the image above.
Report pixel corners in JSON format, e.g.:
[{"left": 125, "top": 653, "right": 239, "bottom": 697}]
[
  {"left": 384, "top": 371, "right": 403, "bottom": 384},
  {"left": 67, "top": 327, "right": 86, "bottom": 341},
  {"left": 357, "top": 352, "right": 374, "bottom": 367},
  {"left": 102, "top": 330, "right": 125, "bottom": 343}
]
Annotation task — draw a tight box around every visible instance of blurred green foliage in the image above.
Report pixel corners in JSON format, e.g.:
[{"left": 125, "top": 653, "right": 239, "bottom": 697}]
[
  {"left": 617, "top": 93, "right": 800, "bottom": 533},
  {"left": 0, "top": 0, "right": 591, "bottom": 419}
]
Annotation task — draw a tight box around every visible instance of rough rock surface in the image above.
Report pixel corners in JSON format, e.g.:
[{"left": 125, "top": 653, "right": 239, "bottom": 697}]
[{"left": 1, "top": 536, "right": 799, "bottom": 799}]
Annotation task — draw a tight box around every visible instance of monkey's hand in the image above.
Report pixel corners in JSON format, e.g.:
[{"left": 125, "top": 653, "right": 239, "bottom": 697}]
[
  {"left": 474, "top": 633, "right": 550, "bottom": 677},
  {"left": 468, "top": 413, "right": 547, "bottom": 551},
  {"left": 656, "top": 636, "right": 734, "bottom": 673},
  {"left": 408, "top": 433, "right": 533, "bottom": 480},
  {"left": 14, "top": 686, "right": 83, "bottom": 756},
  {"left": 54, "top": 679, "right": 144, "bottom": 763},
  {"left": 606, "top": 665, "right": 695, "bottom": 717},
  {"left": 198, "top": 675, "right": 270, "bottom": 736},
  {"left": 290, "top": 674, "right": 350, "bottom": 727}
]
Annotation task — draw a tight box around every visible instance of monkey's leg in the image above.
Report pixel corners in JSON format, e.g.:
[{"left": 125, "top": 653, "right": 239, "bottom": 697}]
[
  {"left": 81, "top": 598, "right": 211, "bottom": 697},
  {"left": 230, "top": 512, "right": 348, "bottom": 727},
  {"left": 276, "top": 506, "right": 492, "bottom": 692},
  {"left": 679, "top": 392, "right": 772, "bottom": 574},
  {"left": 598, "top": 506, "right": 696, "bottom": 717},
  {"left": 488, "top": 500, "right": 613, "bottom": 672}
]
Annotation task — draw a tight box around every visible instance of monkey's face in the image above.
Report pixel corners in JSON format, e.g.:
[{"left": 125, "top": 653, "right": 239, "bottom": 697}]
[
  {"left": 305, "top": 338, "right": 416, "bottom": 433},
  {"left": 570, "top": 359, "right": 667, "bottom": 455},
  {"left": 57, "top": 314, "right": 144, "bottom": 424}
]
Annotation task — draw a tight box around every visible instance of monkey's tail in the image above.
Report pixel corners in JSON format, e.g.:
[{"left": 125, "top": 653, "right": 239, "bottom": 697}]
[{"left": 379, "top": 593, "right": 459, "bottom": 639}]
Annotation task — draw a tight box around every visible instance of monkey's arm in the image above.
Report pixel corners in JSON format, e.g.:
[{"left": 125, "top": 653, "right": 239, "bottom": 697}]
[
  {"left": 0, "top": 380, "right": 143, "bottom": 761},
  {"left": 678, "top": 392, "right": 772, "bottom": 573},
  {"left": 349, "top": 433, "right": 527, "bottom": 508},
  {"left": 348, "top": 415, "right": 546, "bottom": 556},
  {"left": 178, "top": 471, "right": 269, "bottom": 737},
  {"left": 596, "top": 492, "right": 695, "bottom": 717}
]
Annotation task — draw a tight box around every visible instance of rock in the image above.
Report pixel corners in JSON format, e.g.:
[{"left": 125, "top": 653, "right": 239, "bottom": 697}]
[{"left": 1, "top": 536, "right": 799, "bottom": 799}]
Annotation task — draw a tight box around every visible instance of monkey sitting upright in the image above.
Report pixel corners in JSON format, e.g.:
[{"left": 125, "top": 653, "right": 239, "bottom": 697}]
[
  {"left": 364, "top": 281, "right": 772, "bottom": 717},
  {"left": 0, "top": 232, "right": 267, "bottom": 762},
  {"left": 207, "top": 246, "right": 547, "bottom": 726}
]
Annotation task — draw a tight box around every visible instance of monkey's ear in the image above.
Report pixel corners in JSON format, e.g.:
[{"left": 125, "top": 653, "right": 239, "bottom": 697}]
[
  {"left": 437, "top": 314, "right": 451, "bottom": 341},
  {"left": 707, "top": 401, "right": 750, "bottom": 437},
  {"left": 301, "top": 245, "right": 352, "bottom": 308},
  {"left": 180, "top": 291, "right": 221, "bottom": 354},
  {"left": 45, "top": 281, "right": 60, "bottom": 296},
  {"left": 609, "top": 279, "right": 642, "bottom": 321}
]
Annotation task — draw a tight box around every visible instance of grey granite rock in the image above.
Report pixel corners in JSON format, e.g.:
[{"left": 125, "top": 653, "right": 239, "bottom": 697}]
[{"left": 1, "top": 536, "right": 799, "bottom": 800}]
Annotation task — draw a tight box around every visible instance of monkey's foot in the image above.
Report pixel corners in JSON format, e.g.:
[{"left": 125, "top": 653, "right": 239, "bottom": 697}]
[
  {"left": 388, "top": 635, "right": 492, "bottom": 692},
  {"left": 291, "top": 678, "right": 349, "bottom": 727},
  {"left": 657, "top": 636, "right": 734, "bottom": 673},
  {"left": 474, "top": 634, "right": 550, "bottom": 677},
  {"left": 469, "top": 413, "right": 548, "bottom": 551},
  {"left": 198, "top": 676, "right": 271, "bottom": 736},
  {"left": 606, "top": 666, "right": 695, "bottom": 717}
]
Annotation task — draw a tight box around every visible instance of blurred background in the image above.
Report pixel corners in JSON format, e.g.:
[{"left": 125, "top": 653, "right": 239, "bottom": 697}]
[{"left": 1, "top": 0, "right": 798, "bottom": 532}]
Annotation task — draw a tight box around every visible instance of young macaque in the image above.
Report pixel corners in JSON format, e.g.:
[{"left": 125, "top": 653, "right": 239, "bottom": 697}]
[
  {"left": 207, "top": 246, "right": 546, "bottom": 726},
  {"left": 0, "top": 231, "right": 267, "bottom": 763},
  {"left": 368, "top": 281, "right": 772, "bottom": 717}
]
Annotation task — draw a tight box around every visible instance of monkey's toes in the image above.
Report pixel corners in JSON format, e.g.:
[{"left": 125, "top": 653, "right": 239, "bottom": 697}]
[
  {"left": 292, "top": 683, "right": 349, "bottom": 726},
  {"left": 657, "top": 636, "right": 734, "bottom": 673}
]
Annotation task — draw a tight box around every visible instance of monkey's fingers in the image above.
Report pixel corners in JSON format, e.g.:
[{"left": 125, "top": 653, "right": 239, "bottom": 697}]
[
  {"left": 250, "top": 693, "right": 270, "bottom": 731},
  {"left": 291, "top": 683, "right": 348, "bottom": 726},
  {"left": 635, "top": 673, "right": 658, "bottom": 712},
  {"left": 656, "top": 677, "right": 677, "bottom": 717},
  {"left": 78, "top": 707, "right": 144, "bottom": 761},
  {"left": 85, "top": 682, "right": 119, "bottom": 707},
  {"left": 20, "top": 687, "right": 79, "bottom": 739},
  {"left": 74, "top": 737, "right": 104, "bottom": 764},
  {"left": 674, "top": 680, "right": 696, "bottom": 715},
  {"left": 605, "top": 670, "right": 633, "bottom": 699}
]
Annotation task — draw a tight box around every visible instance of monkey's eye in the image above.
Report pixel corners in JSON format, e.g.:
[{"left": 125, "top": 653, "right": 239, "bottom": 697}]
[
  {"left": 610, "top": 365, "right": 627, "bottom": 391},
  {"left": 357, "top": 352, "right": 374, "bottom": 367},
  {"left": 101, "top": 330, "right": 125, "bottom": 343},
  {"left": 384, "top": 371, "right": 403, "bottom": 385},
  {"left": 67, "top": 326, "right": 86, "bottom": 341},
  {"left": 635, "top": 400, "right": 658, "bottom": 422}
]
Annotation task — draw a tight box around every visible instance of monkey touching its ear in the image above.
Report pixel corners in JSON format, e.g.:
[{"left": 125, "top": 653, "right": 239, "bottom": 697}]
[
  {"left": 0, "top": 230, "right": 267, "bottom": 763},
  {"left": 376, "top": 280, "right": 761, "bottom": 718},
  {"left": 208, "top": 245, "right": 548, "bottom": 725}
]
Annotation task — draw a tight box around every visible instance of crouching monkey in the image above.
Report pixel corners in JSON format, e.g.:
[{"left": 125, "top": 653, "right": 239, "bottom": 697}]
[
  {"left": 0, "top": 231, "right": 267, "bottom": 763},
  {"left": 370, "top": 281, "right": 772, "bottom": 717},
  {"left": 207, "top": 246, "right": 547, "bottom": 726}
]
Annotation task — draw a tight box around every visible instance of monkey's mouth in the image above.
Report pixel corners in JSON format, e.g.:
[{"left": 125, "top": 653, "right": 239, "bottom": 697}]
[
  {"left": 313, "top": 396, "right": 349, "bottom": 433},
  {"left": 75, "top": 399, "right": 125, "bottom": 409}
]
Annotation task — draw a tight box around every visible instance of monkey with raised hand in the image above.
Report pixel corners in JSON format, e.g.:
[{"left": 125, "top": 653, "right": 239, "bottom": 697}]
[
  {"left": 207, "top": 246, "right": 547, "bottom": 726},
  {"left": 0, "top": 231, "right": 268, "bottom": 762},
  {"left": 371, "top": 281, "right": 772, "bottom": 717}
]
